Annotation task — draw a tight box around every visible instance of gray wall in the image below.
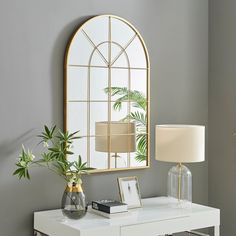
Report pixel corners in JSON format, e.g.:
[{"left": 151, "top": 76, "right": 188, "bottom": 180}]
[
  {"left": 0, "top": 0, "right": 208, "bottom": 235},
  {"left": 209, "top": 0, "right": 236, "bottom": 235}
]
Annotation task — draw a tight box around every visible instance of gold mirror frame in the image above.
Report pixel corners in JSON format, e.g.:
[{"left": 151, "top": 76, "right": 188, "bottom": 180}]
[{"left": 64, "top": 15, "right": 150, "bottom": 173}]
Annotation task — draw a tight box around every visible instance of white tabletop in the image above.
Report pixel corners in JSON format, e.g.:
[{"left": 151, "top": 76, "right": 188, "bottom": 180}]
[{"left": 34, "top": 197, "right": 220, "bottom": 236}]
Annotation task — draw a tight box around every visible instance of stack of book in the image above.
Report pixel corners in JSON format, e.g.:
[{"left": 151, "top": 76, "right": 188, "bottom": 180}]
[{"left": 90, "top": 200, "right": 129, "bottom": 218}]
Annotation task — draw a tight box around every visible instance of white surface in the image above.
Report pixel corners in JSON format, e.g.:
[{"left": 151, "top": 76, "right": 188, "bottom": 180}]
[
  {"left": 34, "top": 197, "right": 220, "bottom": 236},
  {"left": 155, "top": 125, "right": 205, "bottom": 163}
]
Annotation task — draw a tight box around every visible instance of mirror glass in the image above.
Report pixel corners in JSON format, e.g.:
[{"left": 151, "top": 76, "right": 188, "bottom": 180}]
[{"left": 65, "top": 15, "right": 150, "bottom": 172}]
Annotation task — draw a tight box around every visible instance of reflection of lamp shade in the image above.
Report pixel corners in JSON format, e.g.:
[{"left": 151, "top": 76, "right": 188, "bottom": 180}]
[
  {"left": 95, "top": 122, "right": 136, "bottom": 153},
  {"left": 155, "top": 125, "right": 205, "bottom": 163}
]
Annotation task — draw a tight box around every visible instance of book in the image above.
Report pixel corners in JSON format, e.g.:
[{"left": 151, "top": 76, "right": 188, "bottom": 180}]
[
  {"left": 88, "top": 206, "right": 130, "bottom": 219},
  {"left": 91, "top": 200, "right": 128, "bottom": 214}
]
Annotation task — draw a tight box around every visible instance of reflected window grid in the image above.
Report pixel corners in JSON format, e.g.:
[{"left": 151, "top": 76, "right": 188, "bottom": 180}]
[{"left": 66, "top": 15, "right": 149, "bottom": 170}]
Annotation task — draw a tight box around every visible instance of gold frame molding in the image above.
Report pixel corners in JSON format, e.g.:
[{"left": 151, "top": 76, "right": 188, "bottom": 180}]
[{"left": 64, "top": 14, "right": 150, "bottom": 173}]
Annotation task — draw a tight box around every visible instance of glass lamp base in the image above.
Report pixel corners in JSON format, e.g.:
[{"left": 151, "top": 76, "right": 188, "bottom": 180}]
[
  {"left": 167, "top": 164, "right": 192, "bottom": 208},
  {"left": 167, "top": 196, "right": 192, "bottom": 208}
]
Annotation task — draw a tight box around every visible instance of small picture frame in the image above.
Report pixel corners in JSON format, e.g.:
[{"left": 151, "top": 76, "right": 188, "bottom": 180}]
[{"left": 118, "top": 176, "right": 142, "bottom": 209}]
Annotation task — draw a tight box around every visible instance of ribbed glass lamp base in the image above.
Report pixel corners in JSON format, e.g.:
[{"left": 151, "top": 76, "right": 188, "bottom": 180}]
[{"left": 167, "top": 164, "right": 192, "bottom": 208}]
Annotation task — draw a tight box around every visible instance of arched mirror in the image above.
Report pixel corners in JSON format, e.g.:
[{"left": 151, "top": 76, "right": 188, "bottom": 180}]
[{"left": 64, "top": 15, "right": 150, "bottom": 172}]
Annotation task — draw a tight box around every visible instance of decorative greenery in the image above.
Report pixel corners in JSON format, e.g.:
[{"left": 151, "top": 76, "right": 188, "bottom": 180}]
[
  {"left": 104, "top": 87, "right": 146, "bottom": 112},
  {"left": 104, "top": 87, "right": 147, "bottom": 162},
  {"left": 13, "top": 125, "right": 94, "bottom": 184}
]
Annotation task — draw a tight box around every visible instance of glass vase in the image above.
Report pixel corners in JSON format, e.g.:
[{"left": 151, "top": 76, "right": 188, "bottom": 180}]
[{"left": 61, "top": 182, "right": 87, "bottom": 219}]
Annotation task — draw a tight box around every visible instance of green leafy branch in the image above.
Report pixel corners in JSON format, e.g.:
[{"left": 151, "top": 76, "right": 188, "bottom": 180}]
[
  {"left": 104, "top": 87, "right": 146, "bottom": 111},
  {"left": 13, "top": 125, "right": 94, "bottom": 183}
]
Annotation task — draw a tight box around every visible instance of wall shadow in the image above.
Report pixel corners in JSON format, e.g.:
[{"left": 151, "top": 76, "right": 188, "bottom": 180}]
[{"left": 0, "top": 129, "right": 34, "bottom": 159}]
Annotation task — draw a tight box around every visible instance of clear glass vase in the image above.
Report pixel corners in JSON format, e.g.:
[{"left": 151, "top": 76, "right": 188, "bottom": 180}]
[
  {"left": 167, "top": 164, "right": 192, "bottom": 207},
  {"left": 61, "top": 182, "right": 87, "bottom": 219}
]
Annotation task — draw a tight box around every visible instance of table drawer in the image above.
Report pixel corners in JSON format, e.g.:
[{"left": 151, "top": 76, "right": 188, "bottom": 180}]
[{"left": 121, "top": 216, "right": 191, "bottom": 236}]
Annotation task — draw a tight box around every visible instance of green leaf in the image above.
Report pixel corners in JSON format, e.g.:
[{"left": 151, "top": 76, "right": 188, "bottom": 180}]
[
  {"left": 13, "top": 168, "right": 24, "bottom": 176},
  {"left": 70, "top": 136, "right": 81, "bottom": 140},
  {"left": 83, "top": 167, "right": 95, "bottom": 171},
  {"left": 78, "top": 155, "right": 82, "bottom": 167},
  {"left": 44, "top": 125, "right": 50, "bottom": 136},
  {"left": 124, "top": 112, "right": 146, "bottom": 127},
  {"left": 104, "top": 87, "right": 146, "bottom": 112},
  {"left": 26, "top": 170, "right": 30, "bottom": 179},
  {"left": 79, "top": 162, "right": 87, "bottom": 169},
  {"left": 48, "top": 147, "right": 60, "bottom": 153},
  {"left": 66, "top": 151, "right": 74, "bottom": 155},
  {"left": 135, "top": 152, "right": 146, "bottom": 162},
  {"left": 18, "top": 171, "right": 24, "bottom": 179},
  {"left": 51, "top": 125, "right": 56, "bottom": 135},
  {"left": 68, "top": 131, "right": 79, "bottom": 138}
]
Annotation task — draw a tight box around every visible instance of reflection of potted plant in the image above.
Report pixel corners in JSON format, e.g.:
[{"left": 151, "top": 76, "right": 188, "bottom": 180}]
[
  {"left": 105, "top": 87, "right": 147, "bottom": 162},
  {"left": 13, "top": 125, "right": 94, "bottom": 219}
]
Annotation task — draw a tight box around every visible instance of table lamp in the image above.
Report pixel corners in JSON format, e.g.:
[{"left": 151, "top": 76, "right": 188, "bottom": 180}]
[
  {"left": 95, "top": 121, "right": 136, "bottom": 168},
  {"left": 155, "top": 125, "right": 205, "bottom": 205}
]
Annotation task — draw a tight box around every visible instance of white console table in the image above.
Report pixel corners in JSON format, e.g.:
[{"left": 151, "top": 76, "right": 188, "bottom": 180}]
[{"left": 34, "top": 197, "right": 220, "bottom": 236}]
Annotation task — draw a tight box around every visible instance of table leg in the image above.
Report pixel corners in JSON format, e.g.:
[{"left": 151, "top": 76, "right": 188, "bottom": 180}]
[
  {"left": 34, "top": 230, "right": 49, "bottom": 236},
  {"left": 214, "top": 226, "right": 220, "bottom": 236},
  {"left": 34, "top": 231, "right": 40, "bottom": 236}
]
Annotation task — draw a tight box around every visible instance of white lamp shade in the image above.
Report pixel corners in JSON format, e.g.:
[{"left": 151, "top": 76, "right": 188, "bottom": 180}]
[
  {"left": 155, "top": 125, "right": 205, "bottom": 163},
  {"left": 95, "top": 121, "right": 136, "bottom": 153}
]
